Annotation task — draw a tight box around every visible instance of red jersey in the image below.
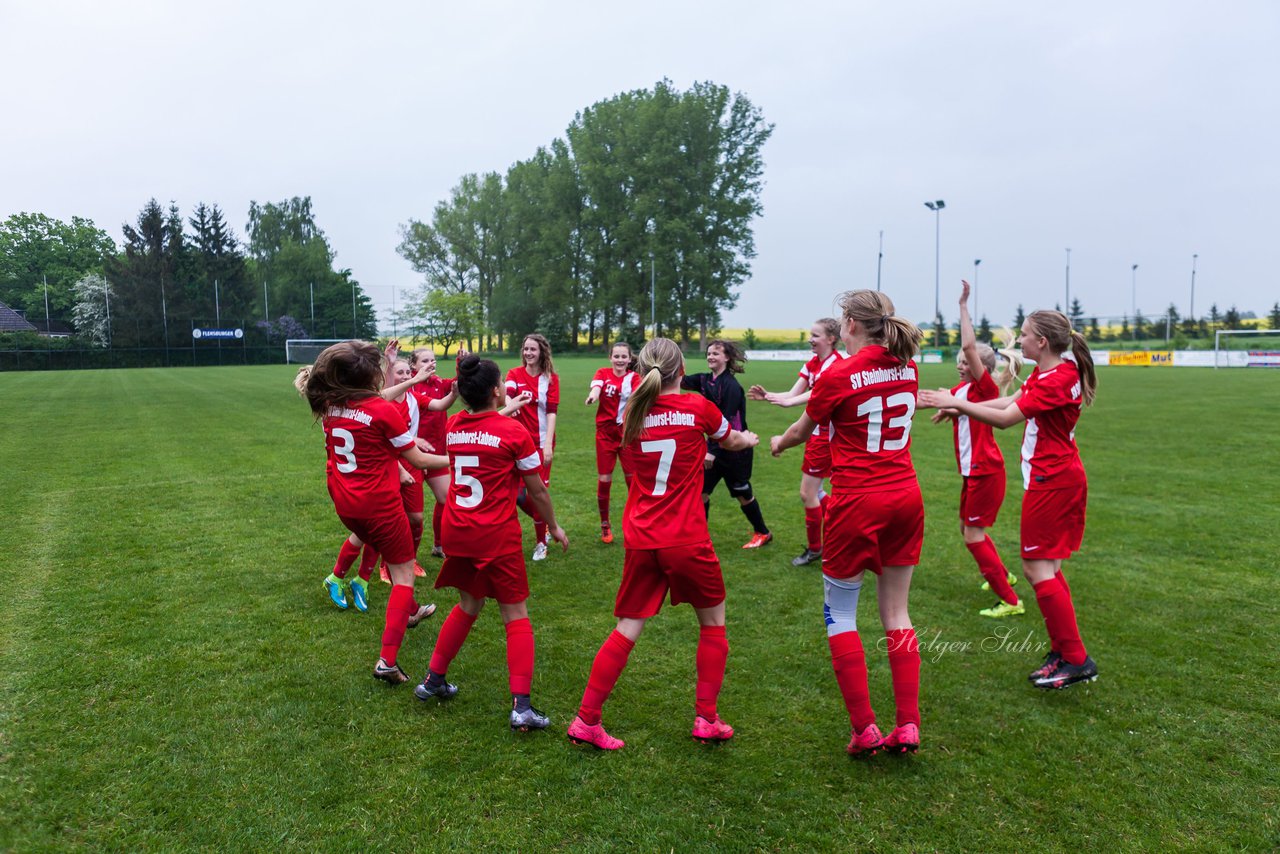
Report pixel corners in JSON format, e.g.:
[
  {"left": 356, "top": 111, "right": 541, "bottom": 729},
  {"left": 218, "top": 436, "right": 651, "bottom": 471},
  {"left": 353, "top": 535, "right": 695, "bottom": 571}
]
[
  {"left": 950, "top": 370, "right": 1004, "bottom": 477},
  {"left": 805, "top": 345, "right": 919, "bottom": 494},
  {"left": 619, "top": 393, "right": 729, "bottom": 550},
  {"left": 1015, "top": 360, "right": 1086, "bottom": 491},
  {"left": 441, "top": 410, "right": 542, "bottom": 557},
  {"left": 410, "top": 376, "right": 455, "bottom": 453},
  {"left": 321, "top": 395, "right": 417, "bottom": 518},
  {"left": 800, "top": 351, "right": 845, "bottom": 439},
  {"left": 505, "top": 366, "right": 560, "bottom": 448},
  {"left": 589, "top": 367, "right": 639, "bottom": 427}
]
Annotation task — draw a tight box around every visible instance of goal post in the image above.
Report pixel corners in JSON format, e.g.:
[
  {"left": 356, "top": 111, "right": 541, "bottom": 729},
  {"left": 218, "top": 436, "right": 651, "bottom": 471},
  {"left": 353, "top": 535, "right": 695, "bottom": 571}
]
[
  {"left": 285, "top": 339, "right": 346, "bottom": 365},
  {"left": 1213, "top": 329, "right": 1280, "bottom": 368}
]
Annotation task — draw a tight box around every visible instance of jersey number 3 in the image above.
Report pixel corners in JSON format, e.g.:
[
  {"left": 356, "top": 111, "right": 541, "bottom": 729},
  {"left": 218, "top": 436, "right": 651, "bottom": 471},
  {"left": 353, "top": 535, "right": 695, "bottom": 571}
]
[
  {"left": 332, "top": 428, "right": 358, "bottom": 473},
  {"left": 640, "top": 438, "right": 676, "bottom": 496},
  {"left": 856, "top": 393, "right": 915, "bottom": 452}
]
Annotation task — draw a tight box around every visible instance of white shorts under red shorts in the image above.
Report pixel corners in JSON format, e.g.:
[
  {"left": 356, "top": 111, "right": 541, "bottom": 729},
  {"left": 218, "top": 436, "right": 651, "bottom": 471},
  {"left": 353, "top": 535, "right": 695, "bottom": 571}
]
[
  {"left": 434, "top": 549, "right": 529, "bottom": 604},
  {"left": 595, "top": 423, "right": 631, "bottom": 477},
  {"left": 801, "top": 434, "right": 832, "bottom": 479},
  {"left": 821, "top": 484, "right": 924, "bottom": 578},
  {"left": 614, "top": 540, "right": 726, "bottom": 618},
  {"left": 959, "top": 474, "right": 1005, "bottom": 528},
  {"left": 400, "top": 468, "right": 425, "bottom": 515},
  {"left": 1020, "top": 483, "right": 1087, "bottom": 560},
  {"left": 339, "top": 512, "right": 415, "bottom": 566}
]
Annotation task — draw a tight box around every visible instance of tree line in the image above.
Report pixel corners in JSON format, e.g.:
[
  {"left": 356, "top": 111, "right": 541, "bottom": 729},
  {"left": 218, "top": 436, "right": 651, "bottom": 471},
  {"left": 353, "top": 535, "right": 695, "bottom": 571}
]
[
  {"left": 0, "top": 197, "right": 378, "bottom": 349},
  {"left": 393, "top": 79, "right": 773, "bottom": 354}
]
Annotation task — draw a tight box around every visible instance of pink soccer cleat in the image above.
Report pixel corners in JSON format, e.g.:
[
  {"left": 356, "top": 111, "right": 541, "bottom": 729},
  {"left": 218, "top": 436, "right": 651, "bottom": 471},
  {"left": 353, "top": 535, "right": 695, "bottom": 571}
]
[
  {"left": 846, "top": 723, "right": 884, "bottom": 756},
  {"left": 692, "top": 715, "right": 735, "bottom": 743},
  {"left": 567, "top": 715, "right": 624, "bottom": 751},
  {"left": 883, "top": 723, "right": 920, "bottom": 754}
]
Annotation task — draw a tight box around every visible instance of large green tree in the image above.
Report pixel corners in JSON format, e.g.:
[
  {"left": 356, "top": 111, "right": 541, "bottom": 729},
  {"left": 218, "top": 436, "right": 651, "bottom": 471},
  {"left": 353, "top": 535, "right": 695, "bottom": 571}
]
[
  {"left": 245, "top": 196, "right": 376, "bottom": 338},
  {"left": 184, "top": 203, "right": 251, "bottom": 324},
  {"left": 104, "top": 199, "right": 187, "bottom": 347},
  {"left": 0, "top": 212, "right": 116, "bottom": 327}
]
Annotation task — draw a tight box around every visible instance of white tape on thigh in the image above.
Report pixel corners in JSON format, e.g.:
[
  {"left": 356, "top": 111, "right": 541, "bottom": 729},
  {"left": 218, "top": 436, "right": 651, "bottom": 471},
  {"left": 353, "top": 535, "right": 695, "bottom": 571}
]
[{"left": 823, "top": 575, "right": 862, "bottom": 637}]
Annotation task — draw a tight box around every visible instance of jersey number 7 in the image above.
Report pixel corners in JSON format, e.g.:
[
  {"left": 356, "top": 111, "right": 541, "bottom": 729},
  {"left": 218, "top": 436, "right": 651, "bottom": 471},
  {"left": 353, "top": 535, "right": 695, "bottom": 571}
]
[{"left": 640, "top": 439, "right": 676, "bottom": 496}]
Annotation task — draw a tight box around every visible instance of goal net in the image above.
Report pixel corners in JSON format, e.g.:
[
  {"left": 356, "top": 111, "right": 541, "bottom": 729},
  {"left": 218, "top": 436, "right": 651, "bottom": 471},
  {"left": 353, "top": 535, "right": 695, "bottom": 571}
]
[
  {"left": 285, "top": 339, "right": 346, "bottom": 365},
  {"left": 1213, "top": 329, "right": 1280, "bottom": 368}
]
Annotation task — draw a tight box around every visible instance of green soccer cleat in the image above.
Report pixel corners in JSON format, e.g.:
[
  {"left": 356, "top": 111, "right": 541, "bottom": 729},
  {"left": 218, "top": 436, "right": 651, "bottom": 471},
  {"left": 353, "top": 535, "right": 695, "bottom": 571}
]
[
  {"left": 324, "top": 573, "right": 349, "bottom": 609},
  {"left": 979, "top": 599, "right": 1025, "bottom": 618},
  {"left": 980, "top": 571, "right": 1018, "bottom": 592}
]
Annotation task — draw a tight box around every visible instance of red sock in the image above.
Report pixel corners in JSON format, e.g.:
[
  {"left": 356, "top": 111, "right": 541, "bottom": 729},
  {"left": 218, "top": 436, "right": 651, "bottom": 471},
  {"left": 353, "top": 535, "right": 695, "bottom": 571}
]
[
  {"left": 597, "top": 480, "right": 612, "bottom": 524},
  {"left": 827, "top": 631, "right": 874, "bottom": 731},
  {"left": 885, "top": 628, "right": 921, "bottom": 727},
  {"left": 578, "top": 630, "right": 635, "bottom": 726},
  {"left": 332, "top": 538, "right": 361, "bottom": 579},
  {"left": 379, "top": 584, "right": 416, "bottom": 665},
  {"left": 534, "top": 522, "right": 548, "bottom": 545},
  {"left": 967, "top": 537, "right": 1017, "bottom": 605},
  {"left": 358, "top": 545, "right": 380, "bottom": 582},
  {"left": 1056, "top": 568, "right": 1071, "bottom": 596},
  {"left": 428, "top": 605, "right": 479, "bottom": 676},
  {"left": 432, "top": 502, "right": 443, "bottom": 547},
  {"left": 504, "top": 617, "right": 536, "bottom": 695},
  {"left": 695, "top": 625, "right": 729, "bottom": 720},
  {"left": 1033, "top": 576, "right": 1087, "bottom": 665},
  {"left": 409, "top": 518, "right": 424, "bottom": 554},
  {"left": 804, "top": 505, "right": 823, "bottom": 552}
]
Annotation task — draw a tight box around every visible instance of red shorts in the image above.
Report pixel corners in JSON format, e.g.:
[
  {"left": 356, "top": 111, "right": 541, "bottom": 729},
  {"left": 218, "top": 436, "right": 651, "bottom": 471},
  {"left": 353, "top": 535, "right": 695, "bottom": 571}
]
[
  {"left": 434, "top": 550, "right": 529, "bottom": 604},
  {"left": 426, "top": 465, "right": 450, "bottom": 482},
  {"left": 959, "top": 474, "right": 1005, "bottom": 528},
  {"left": 339, "top": 512, "right": 415, "bottom": 566},
  {"left": 801, "top": 433, "right": 832, "bottom": 479},
  {"left": 821, "top": 484, "right": 924, "bottom": 578},
  {"left": 400, "top": 469, "right": 425, "bottom": 515},
  {"left": 595, "top": 423, "right": 630, "bottom": 477},
  {"left": 614, "top": 540, "right": 725, "bottom": 618},
  {"left": 1020, "top": 483, "right": 1087, "bottom": 560}
]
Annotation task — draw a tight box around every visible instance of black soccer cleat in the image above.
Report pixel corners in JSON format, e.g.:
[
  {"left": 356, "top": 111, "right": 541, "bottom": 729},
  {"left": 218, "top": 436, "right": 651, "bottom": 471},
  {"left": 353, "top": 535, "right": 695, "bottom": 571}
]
[
  {"left": 414, "top": 678, "right": 459, "bottom": 701},
  {"left": 791, "top": 548, "right": 822, "bottom": 567},
  {"left": 1033, "top": 656, "right": 1098, "bottom": 690},
  {"left": 1027, "top": 651, "right": 1062, "bottom": 683}
]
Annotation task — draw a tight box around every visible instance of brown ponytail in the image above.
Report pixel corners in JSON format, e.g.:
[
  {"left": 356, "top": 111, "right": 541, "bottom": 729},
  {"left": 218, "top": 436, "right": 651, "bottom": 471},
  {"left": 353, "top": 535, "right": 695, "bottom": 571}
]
[
  {"left": 1026, "top": 311, "right": 1097, "bottom": 407},
  {"left": 838, "top": 289, "right": 923, "bottom": 365}
]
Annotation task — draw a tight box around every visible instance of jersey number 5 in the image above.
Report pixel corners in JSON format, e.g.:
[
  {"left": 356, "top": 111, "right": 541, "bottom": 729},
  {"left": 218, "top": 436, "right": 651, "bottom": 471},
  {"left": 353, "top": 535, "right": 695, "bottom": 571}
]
[
  {"left": 452, "top": 455, "right": 484, "bottom": 508},
  {"left": 640, "top": 438, "right": 677, "bottom": 496},
  {"left": 856, "top": 392, "right": 916, "bottom": 452}
]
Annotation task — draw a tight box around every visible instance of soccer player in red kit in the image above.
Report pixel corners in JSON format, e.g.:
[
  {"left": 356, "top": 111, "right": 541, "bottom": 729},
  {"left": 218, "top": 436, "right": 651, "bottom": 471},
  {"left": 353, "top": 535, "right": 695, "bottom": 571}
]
[
  {"left": 931, "top": 281, "right": 1024, "bottom": 617},
  {"left": 585, "top": 342, "right": 639, "bottom": 543},
  {"left": 567, "top": 338, "right": 760, "bottom": 751},
  {"left": 301, "top": 341, "right": 449, "bottom": 685},
  {"left": 415, "top": 356, "right": 568, "bottom": 731},
  {"left": 505, "top": 334, "right": 560, "bottom": 561},
  {"left": 920, "top": 310, "right": 1099, "bottom": 690},
  {"left": 771, "top": 290, "right": 926, "bottom": 756},
  {"left": 749, "top": 318, "right": 845, "bottom": 566},
  {"left": 408, "top": 347, "right": 460, "bottom": 560}
]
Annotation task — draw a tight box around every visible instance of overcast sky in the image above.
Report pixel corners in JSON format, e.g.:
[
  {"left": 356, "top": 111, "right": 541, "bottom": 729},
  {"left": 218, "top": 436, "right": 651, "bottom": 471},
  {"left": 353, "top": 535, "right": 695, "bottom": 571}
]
[{"left": 3, "top": 1, "right": 1276, "bottom": 331}]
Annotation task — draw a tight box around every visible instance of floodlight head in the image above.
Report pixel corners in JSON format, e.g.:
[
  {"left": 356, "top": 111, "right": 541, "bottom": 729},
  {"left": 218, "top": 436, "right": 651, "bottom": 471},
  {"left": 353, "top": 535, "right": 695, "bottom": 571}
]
[
  {"left": 975, "top": 258, "right": 982, "bottom": 266},
  {"left": 1132, "top": 263, "right": 1139, "bottom": 270},
  {"left": 924, "top": 201, "right": 936, "bottom": 210},
  {"left": 935, "top": 200, "right": 946, "bottom": 209}
]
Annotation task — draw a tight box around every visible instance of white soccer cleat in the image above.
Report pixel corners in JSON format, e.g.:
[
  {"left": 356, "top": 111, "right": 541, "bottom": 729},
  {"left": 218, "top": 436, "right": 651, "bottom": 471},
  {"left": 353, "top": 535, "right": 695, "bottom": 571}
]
[{"left": 532, "top": 542, "right": 548, "bottom": 561}]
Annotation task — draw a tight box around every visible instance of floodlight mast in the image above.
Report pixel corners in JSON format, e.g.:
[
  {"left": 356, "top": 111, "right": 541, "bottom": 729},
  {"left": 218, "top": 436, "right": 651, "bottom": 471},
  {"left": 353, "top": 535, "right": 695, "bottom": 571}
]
[{"left": 924, "top": 200, "right": 945, "bottom": 347}]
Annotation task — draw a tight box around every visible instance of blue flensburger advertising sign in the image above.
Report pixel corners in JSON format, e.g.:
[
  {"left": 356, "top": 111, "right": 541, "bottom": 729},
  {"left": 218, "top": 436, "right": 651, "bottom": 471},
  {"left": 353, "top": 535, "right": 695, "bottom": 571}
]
[{"left": 192, "top": 328, "right": 244, "bottom": 340}]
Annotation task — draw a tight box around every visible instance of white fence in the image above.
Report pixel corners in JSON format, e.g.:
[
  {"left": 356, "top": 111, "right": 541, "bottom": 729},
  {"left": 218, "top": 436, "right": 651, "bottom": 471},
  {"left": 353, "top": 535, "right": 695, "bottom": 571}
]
[{"left": 747, "top": 349, "right": 1280, "bottom": 368}]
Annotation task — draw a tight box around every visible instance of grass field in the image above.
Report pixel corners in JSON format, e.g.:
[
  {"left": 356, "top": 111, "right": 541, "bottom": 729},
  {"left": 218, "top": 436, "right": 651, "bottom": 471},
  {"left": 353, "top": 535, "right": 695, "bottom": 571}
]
[{"left": 1, "top": 357, "right": 1277, "bottom": 851}]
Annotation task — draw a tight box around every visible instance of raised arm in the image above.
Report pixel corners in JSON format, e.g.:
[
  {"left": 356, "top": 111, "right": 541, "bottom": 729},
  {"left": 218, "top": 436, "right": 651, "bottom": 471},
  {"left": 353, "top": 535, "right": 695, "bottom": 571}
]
[
  {"left": 748, "top": 377, "right": 808, "bottom": 405},
  {"left": 770, "top": 411, "right": 819, "bottom": 456},
  {"left": 426, "top": 387, "right": 458, "bottom": 411},
  {"left": 381, "top": 362, "right": 432, "bottom": 401},
  {"left": 958, "top": 281, "right": 987, "bottom": 381}
]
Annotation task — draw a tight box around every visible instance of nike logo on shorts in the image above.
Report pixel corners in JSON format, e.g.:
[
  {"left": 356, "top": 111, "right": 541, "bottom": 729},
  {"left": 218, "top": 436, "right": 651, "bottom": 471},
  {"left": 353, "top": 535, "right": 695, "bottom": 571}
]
[
  {"left": 967, "top": 516, "right": 982, "bottom": 522},
  {"left": 1023, "top": 545, "right": 1040, "bottom": 552}
]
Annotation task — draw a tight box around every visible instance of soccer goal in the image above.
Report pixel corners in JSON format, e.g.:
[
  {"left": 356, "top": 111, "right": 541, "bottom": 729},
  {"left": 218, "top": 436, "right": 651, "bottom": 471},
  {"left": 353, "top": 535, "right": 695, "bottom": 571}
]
[
  {"left": 1213, "top": 329, "right": 1280, "bottom": 368},
  {"left": 285, "top": 339, "right": 346, "bottom": 365}
]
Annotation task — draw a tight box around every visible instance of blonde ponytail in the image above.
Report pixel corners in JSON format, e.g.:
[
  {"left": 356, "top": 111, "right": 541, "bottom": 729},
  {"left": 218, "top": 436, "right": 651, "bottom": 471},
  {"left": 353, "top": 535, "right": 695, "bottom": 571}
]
[{"left": 621, "top": 338, "right": 685, "bottom": 445}]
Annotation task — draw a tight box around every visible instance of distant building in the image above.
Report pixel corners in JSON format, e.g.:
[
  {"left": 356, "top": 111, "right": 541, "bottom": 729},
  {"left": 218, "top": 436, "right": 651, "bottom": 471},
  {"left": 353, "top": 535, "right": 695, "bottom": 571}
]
[{"left": 0, "top": 301, "right": 38, "bottom": 334}]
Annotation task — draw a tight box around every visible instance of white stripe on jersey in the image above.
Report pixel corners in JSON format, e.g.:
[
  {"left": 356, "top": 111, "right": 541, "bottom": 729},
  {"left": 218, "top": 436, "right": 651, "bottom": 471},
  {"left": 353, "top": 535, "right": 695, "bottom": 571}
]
[
  {"left": 405, "top": 393, "right": 421, "bottom": 439},
  {"left": 1020, "top": 417, "right": 1039, "bottom": 490},
  {"left": 615, "top": 373, "right": 637, "bottom": 425},
  {"left": 537, "top": 373, "right": 550, "bottom": 446},
  {"left": 710, "top": 417, "right": 730, "bottom": 441},
  {"left": 589, "top": 379, "right": 604, "bottom": 389},
  {"left": 517, "top": 451, "right": 542, "bottom": 471},
  {"left": 956, "top": 382, "right": 974, "bottom": 476},
  {"left": 391, "top": 429, "right": 415, "bottom": 448}
]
